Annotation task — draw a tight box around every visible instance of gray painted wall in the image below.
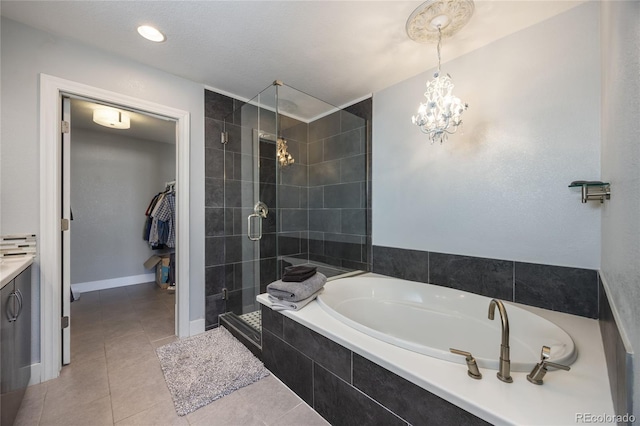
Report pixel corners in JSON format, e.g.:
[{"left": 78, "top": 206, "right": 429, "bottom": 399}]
[
  {"left": 600, "top": 0, "right": 640, "bottom": 415},
  {"left": 70, "top": 127, "right": 175, "bottom": 284},
  {"left": 373, "top": 3, "right": 601, "bottom": 269},
  {"left": 0, "top": 17, "right": 205, "bottom": 333}
]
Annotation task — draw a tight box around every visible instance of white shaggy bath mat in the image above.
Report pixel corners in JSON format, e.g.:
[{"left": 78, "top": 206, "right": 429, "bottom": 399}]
[{"left": 156, "top": 327, "right": 269, "bottom": 416}]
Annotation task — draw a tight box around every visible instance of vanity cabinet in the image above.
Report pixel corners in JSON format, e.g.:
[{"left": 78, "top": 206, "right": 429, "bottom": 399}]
[{"left": 0, "top": 265, "right": 31, "bottom": 426}]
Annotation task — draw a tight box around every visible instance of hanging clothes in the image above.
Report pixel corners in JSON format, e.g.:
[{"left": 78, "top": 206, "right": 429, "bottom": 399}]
[
  {"left": 144, "top": 183, "right": 175, "bottom": 249},
  {"left": 154, "top": 193, "right": 175, "bottom": 248}
]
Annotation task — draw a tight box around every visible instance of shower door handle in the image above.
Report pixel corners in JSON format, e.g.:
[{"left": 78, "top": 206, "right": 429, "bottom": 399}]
[
  {"left": 247, "top": 213, "right": 263, "bottom": 241},
  {"left": 247, "top": 201, "right": 268, "bottom": 241}
]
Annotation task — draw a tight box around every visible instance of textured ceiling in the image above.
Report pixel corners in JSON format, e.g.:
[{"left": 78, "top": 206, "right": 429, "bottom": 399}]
[{"left": 1, "top": 1, "right": 585, "bottom": 111}]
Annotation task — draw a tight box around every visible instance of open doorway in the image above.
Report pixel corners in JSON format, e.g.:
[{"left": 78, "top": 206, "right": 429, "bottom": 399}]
[
  {"left": 63, "top": 97, "right": 177, "bottom": 365},
  {"left": 39, "top": 74, "right": 191, "bottom": 382}
]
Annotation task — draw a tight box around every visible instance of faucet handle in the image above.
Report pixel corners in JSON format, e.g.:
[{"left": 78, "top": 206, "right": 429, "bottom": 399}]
[
  {"left": 450, "top": 348, "right": 482, "bottom": 380},
  {"left": 540, "top": 345, "right": 551, "bottom": 361},
  {"left": 527, "top": 345, "right": 571, "bottom": 385}
]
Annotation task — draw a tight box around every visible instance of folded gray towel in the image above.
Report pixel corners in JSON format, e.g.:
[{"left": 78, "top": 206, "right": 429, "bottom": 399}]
[
  {"left": 267, "top": 272, "right": 327, "bottom": 302},
  {"left": 267, "top": 289, "right": 322, "bottom": 311}
]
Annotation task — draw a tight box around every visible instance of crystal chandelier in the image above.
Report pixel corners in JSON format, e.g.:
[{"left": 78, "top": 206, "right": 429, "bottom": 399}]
[
  {"left": 407, "top": 0, "right": 473, "bottom": 144},
  {"left": 277, "top": 138, "right": 294, "bottom": 167}
]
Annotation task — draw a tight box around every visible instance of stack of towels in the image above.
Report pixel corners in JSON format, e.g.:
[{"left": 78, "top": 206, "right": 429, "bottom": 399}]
[{"left": 266, "top": 265, "right": 326, "bottom": 311}]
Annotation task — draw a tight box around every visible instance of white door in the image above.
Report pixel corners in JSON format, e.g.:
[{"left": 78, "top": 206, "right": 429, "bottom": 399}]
[{"left": 61, "top": 96, "right": 71, "bottom": 365}]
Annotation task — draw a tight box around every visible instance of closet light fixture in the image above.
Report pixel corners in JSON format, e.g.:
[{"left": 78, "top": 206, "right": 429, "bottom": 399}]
[
  {"left": 407, "top": 0, "right": 474, "bottom": 144},
  {"left": 93, "top": 109, "right": 131, "bottom": 130},
  {"left": 137, "top": 25, "right": 166, "bottom": 42}
]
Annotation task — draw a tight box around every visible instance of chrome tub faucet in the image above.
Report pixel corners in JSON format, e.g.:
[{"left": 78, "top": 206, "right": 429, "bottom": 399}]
[{"left": 488, "top": 299, "right": 513, "bottom": 383}]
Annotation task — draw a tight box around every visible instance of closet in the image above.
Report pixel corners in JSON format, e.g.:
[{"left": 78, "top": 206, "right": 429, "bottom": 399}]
[{"left": 68, "top": 98, "right": 177, "bottom": 298}]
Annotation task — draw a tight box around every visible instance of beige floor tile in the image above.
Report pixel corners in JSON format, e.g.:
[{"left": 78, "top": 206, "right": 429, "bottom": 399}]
[
  {"left": 21, "top": 382, "right": 48, "bottom": 403},
  {"left": 74, "top": 290, "right": 101, "bottom": 302},
  {"left": 114, "top": 396, "right": 188, "bottom": 426},
  {"left": 269, "top": 403, "right": 330, "bottom": 426},
  {"left": 141, "top": 316, "right": 175, "bottom": 343},
  {"left": 70, "top": 313, "right": 102, "bottom": 325},
  {"left": 151, "top": 335, "right": 178, "bottom": 349},
  {"left": 70, "top": 330, "right": 107, "bottom": 365},
  {"left": 110, "top": 373, "right": 173, "bottom": 422},
  {"left": 101, "top": 303, "right": 138, "bottom": 320},
  {"left": 101, "top": 287, "right": 130, "bottom": 298},
  {"left": 13, "top": 387, "right": 46, "bottom": 426},
  {"left": 40, "top": 358, "right": 110, "bottom": 418},
  {"left": 135, "top": 301, "right": 173, "bottom": 320},
  {"left": 15, "top": 282, "right": 327, "bottom": 426},
  {"left": 103, "top": 318, "right": 145, "bottom": 341},
  {"left": 13, "top": 400, "right": 43, "bottom": 426},
  {"left": 185, "top": 390, "right": 266, "bottom": 426},
  {"left": 105, "top": 332, "right": 158, "bottom": 373},
  {"left": 107, "top": 348, "right": 170, "bottom": 422},
  {"left": 237, "top": 376, "right": 301, "bottom": 425},
  {"left": 127, "top": 283, "right": 165, "bottom": 300},
  {"left": 56, "top": 353, "right": 108, "bottom": 382},
  {"left": 39, "top": 395, "right": 113, "bottom": 426},
  {"left": 108, "top": 356, "right": 164, "bottom": 393},
  {"left": 100, "top": 297, "right": 132, "bottom": 310},
  {"left": 70, "top": 345, "right": 107, "bottom": 366}
]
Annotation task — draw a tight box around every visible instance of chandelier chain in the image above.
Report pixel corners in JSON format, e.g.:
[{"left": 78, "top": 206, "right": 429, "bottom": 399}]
[{"left": 436, "top": 26, "right": 442, "bottom": 75}]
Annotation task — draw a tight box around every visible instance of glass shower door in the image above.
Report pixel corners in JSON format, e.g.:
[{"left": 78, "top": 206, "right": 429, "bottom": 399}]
[{"left": 219, "top": 85, "right": 278, "bottom": 340}]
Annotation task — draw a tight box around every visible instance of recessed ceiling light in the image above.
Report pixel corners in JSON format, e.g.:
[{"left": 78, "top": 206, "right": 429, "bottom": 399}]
[{"left": 137, "top": 25, "right": 166, "bottom": 42}]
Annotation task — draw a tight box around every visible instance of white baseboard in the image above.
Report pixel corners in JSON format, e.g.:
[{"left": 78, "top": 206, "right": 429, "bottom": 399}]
[
  {"left": 29, "top": 363, "right": 42, "bottom": 386},
  {"left": 190, "top": 318, "right": 205, "bottom": 337},
  {"left": 71, "top": 273, "right": 155, "bottom": 294}
]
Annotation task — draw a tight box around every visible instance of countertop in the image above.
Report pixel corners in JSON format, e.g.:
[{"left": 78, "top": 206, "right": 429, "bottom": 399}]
[
  {"left": 257, "top": 275, "right": 615, "bottom": 425},
  {"left": 0, "top": 256, "right": 34, "bottom": 289}
]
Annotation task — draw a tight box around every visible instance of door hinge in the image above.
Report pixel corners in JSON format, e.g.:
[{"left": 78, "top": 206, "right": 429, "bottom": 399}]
[
  {"left": 61, "top": 121, "right": 70, "bottom": 134},
  {"left": 61, "top": 316, "right": 69, "bottom": 329},
  {"left": 61, "top": 218, "right": 70, "bottom": 231},
  {"left": 221, "top": 131, "right": 228, "bottom": 145}
]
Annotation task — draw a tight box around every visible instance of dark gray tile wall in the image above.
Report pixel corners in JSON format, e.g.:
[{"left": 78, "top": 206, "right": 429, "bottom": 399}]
[
  {"left": 598, "top": 275, "right": 634, "bottom": 423},
  {"left": 261, "top": 305, "right": 486, "bottom": 425},
  {"left": 204, "top": 90, "right": 232, "bottom": 328},
  {"left": 373, "top": 245, "right": 599, "bottom": 318},
  {"left": 515, "top": 262, "right": 598, "bottom": 317},
  {"left": 277, "top": 114, "right": 309, "bottom": 266},
  {"left": 314, "top": 364, "right": 407, "bottom": 426},
  {"left": 307, "top": 100, "right": 371, "bottom": 273},
  {"left": 353, "top": 354, "right": 490, "bottom": 426}
]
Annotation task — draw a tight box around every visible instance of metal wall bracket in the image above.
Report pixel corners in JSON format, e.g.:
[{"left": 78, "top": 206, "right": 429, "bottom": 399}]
[{"left": 569, "top": 181, "right": 611, "bottom": 203}]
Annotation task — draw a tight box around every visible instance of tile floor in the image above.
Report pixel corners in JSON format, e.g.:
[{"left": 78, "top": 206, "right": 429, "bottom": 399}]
[{"left": 15, "top": 282, "right": 328, "bottom": 426}]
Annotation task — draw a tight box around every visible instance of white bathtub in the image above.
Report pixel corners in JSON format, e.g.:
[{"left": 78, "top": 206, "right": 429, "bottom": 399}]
[{"left": 316, "top": 276, "right": 577, "bottom": 372}]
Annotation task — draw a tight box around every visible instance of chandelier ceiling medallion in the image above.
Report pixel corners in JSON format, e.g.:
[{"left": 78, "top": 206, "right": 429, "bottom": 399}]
[{"left": 407, "top": 0, "right": 474, "bottom": 144}]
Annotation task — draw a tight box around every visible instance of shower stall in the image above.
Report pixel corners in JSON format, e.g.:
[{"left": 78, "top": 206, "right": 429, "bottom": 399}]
[{"left": 206, "top": 81, "right": 371, "bottom": 347}]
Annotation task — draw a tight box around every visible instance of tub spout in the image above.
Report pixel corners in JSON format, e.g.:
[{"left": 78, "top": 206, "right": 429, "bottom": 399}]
[{"left": 488, "top": 299, "right": 513, "bottom": 383}]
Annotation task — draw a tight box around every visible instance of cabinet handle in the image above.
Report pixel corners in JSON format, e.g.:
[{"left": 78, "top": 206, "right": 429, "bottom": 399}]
[
  {"left": 5, "top": 292, "right": 18, "bottom": 322},
  {"left": 15, "top": 288, "right": 23, "bottom": 319}
]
